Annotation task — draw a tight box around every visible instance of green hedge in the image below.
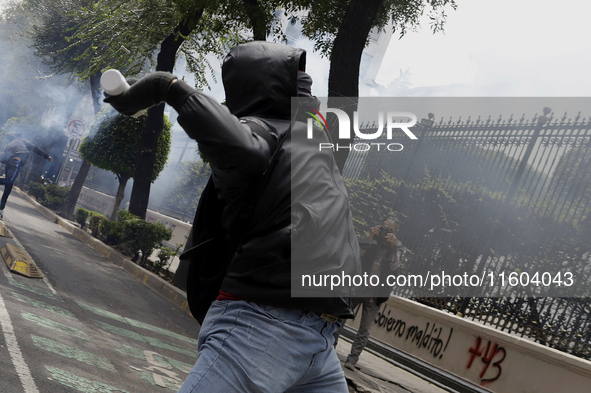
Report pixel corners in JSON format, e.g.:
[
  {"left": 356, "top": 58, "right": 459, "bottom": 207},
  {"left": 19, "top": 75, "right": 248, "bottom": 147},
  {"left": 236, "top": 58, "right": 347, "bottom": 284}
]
[
  {"left": 88, "top": 212, "right": 107, "bottom": 237},
  {"left": 75, "top": 208, "right": 90, "bottom": 228},
  {"left": 94, "top": 210, "right": 172, "bottom": 266},
  {"left": 121, "top": 213, "right": 172, "bottom": 266},
  {"left": 28, "top": 182, "right": 47, "bottom": 203},
  {"left": 155, "top": 244, "right": 181, "bottom": 275},
  {"left": 27, "top": 182, "right": 70, "bottom": 210}
]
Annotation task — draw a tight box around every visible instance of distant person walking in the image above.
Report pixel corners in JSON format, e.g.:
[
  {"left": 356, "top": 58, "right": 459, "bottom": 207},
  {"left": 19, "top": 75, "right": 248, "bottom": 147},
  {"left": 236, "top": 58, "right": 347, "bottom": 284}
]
[{"left": 0, "top": 132, "right": 52, "bottom": 219}]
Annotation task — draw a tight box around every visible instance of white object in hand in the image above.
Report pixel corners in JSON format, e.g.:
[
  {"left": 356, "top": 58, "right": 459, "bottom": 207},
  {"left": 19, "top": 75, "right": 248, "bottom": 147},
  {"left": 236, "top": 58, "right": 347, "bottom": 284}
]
[
  {"left": 100, "top": 69, "right": 129, "bottom": 95},
  {"left": 100, "top": 69, "right": 146, "bottom": 117}
]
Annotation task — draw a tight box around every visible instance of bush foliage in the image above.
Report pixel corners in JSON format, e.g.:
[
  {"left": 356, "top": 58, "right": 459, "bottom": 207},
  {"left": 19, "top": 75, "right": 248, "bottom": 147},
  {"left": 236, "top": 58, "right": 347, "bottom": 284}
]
[
  {"left": 346, "top": 170, "right": 591, "bottom": 297},
  {"left": 75, "top": 208, "right": 90, "bottom": 228},
  {"left": 88, "top": 211, "right": 107, "bottom": 237},
  {"left": 93, "top": 209, "right": 172, "bottom": 266},
  {"left": 27, "top": 182, "right": 70, "bottom": 210}
]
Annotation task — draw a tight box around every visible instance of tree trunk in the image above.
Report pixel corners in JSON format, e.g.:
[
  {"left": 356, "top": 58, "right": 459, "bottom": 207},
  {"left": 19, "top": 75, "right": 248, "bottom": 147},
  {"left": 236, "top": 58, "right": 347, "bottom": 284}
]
[
  {"left": 128, "top": 13, "right": 203, "bottom": 219},
  {"left": 327, "top": 0, "right": 384, "bottom": 172},
  {"left": 243, "top": 0, "right": 267, "bottom": 40},
  {"left": 128, "top": 103, "right": 163, "bottom": 219},
  {"left": 109, "top": 174, "right": 129, "bottom": 220},
  {"left": 58, "top": 71, "right": 102, "bottom": 220},
  {"left": 58, "top": 160, "right": 91, "bottom": 220}
]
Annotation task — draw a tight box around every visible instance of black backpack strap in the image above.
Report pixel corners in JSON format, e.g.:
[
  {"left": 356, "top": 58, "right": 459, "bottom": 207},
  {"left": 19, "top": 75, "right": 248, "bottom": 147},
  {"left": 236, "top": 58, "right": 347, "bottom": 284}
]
[{"left": 240, "top": 117, "right": 278, "bottom": 153}]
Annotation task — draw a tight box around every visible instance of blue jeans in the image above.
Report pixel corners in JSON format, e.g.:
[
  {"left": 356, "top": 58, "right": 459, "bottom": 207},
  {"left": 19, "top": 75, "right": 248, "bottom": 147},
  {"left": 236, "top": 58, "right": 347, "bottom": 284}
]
[
  {"left": 178, "top": 300, "right": 348, "bottom": 393},
  {"left": 0, "top": 159, "right": 20, "bottom": 210}
]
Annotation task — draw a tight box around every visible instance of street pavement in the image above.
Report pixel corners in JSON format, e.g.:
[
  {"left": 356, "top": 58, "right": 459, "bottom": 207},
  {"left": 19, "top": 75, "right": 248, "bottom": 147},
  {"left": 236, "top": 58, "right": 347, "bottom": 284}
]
[
  {"left": 335, "top": 338, "right": 454, "bottom": 393},
  {"left": 0, "top": 188, "right": 455, "bottom": 393},
  {"left": 0, "top": 190, "right": 201, "bottom": 392}
]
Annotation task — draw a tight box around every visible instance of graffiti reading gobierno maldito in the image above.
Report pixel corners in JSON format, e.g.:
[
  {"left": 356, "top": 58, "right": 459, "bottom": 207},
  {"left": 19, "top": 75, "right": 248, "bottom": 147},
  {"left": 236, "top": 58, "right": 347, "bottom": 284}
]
[{"left": 374, "top": 305, "right": 453, "bottom": 360}]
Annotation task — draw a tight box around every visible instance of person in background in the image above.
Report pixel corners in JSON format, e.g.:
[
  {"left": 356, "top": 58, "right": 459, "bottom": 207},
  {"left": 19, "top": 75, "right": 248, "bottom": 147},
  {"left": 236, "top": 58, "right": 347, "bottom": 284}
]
[
  {"left": 0, "top": 132, "right": 52, "bottom": 220},
  {"left": 342, "top": 218, "right": 402, "bottom": 371}
]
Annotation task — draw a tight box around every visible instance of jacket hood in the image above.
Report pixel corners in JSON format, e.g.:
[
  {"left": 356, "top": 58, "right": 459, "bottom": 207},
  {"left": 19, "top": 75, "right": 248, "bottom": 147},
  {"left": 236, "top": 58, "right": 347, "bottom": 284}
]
[{"left": 222, "top": 41, "right": 306, "bottom": 119}]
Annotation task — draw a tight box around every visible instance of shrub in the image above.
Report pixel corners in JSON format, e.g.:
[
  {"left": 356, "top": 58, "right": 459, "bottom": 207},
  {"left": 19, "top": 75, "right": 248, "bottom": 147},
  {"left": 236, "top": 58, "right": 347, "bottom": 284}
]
[
  {"left": 120, "top": 213, "right": 172, "bottom": 266},
  {"left": 155, "top": 244, "right": 181, "bottom": 275},
  {"left": 44, "top": 196, "right": 63, "bottom": 210},
  {"left": 75, "top": 208, "right": 90, "bottom": 228},
  {"left": 91, "top": 209, "right": 173, "bottom": 267},
  {"left": 46, "top": 184, "right": 69, "bottom": 199},
  {"left": 89, "top": 212, "right": 107, "bottom": 237},
  {"left": 98, "top": 219, "right": 124, "bottom": 246},
  {"left": 117, "top": 209, "right": 137, "bottom": 222},
  {"left": 28, "top": 181, "right": 47, "bottom": 203},
  {"left": 35, "top": 184, "right": 70, "bottom": 211}
]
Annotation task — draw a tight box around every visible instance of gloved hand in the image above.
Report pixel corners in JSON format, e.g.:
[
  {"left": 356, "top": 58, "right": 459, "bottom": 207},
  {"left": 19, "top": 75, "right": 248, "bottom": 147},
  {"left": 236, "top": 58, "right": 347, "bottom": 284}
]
[{"left": 103, "top": 71, "right": 176, "bottom": 116}]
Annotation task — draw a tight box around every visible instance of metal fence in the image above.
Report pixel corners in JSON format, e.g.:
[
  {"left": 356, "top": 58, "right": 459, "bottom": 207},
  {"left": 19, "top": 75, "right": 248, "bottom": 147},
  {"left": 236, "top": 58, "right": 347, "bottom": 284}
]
[{"left": 343, "top": 108, "right": 591, "bottom": 360}]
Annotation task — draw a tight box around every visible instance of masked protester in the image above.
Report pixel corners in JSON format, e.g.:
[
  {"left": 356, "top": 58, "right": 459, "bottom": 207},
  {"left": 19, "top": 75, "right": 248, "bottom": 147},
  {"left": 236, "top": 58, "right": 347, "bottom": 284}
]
[
  {"left": 0, "top": 132, "right": 52, "bottom": 220},
  {"left": 104, "top": 41, "right": 361, "bottom": 392}
]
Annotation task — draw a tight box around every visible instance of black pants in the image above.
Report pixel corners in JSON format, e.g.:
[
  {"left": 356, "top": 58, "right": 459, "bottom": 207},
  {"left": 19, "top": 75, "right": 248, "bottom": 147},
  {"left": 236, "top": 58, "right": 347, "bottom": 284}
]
[{"left": 0, "top": 159, "right": 21, "bottom": 210}]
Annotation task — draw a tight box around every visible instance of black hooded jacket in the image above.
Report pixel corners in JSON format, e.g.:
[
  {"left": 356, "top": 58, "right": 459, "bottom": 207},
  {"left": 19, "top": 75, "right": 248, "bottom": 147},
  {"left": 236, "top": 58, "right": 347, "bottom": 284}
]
[{"left": 167, "top": 41, "right": 360, "bottom": 322}]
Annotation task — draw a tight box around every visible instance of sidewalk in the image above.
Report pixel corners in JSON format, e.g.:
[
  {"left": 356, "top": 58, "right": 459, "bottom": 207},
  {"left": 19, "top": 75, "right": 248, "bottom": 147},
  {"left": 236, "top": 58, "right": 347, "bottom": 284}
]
[
  {"left": 14, "top": 188, "right": 455, "bottom": 393},
  {"left": 335, "top": 335, "right": 453, "bottom": 393}
]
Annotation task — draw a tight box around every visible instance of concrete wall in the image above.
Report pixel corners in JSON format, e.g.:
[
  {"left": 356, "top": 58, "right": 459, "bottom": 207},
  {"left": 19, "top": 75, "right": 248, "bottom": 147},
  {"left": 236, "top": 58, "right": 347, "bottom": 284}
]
[
  {"left": 77, "top": 187, "right": 115, "bottom": 216},
  {"left": 144, "top": 210, "right": 191, "bottom": 251},
  {"left": 346, "top": 297, "right": 591, "bottom": 392},
  {"left": 77, "top": 187, "right": 191, "bottom": 247}
]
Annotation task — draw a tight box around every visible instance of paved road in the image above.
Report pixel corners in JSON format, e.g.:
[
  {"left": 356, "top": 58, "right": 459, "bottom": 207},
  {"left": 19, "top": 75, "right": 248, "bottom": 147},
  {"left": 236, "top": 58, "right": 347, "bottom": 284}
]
[{"left": 0, "top": 190, "right": 201, "bottom": 392}]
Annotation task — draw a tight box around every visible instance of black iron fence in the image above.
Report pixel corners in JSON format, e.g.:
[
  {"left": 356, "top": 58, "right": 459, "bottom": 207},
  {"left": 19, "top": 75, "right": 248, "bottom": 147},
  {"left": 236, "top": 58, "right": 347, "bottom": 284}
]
[{"left": 343, "top": 108, "right": 591, "bottom": 360}]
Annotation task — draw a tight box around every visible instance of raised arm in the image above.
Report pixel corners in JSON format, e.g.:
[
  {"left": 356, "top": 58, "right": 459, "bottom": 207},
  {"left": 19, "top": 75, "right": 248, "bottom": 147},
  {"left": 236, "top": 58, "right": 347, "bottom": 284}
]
[
  {"left": 22, "top": 139, "right": 52, "bottom": 161},
  {"left": 104, "top": 73, "right": 272, "bottom": 181}
]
